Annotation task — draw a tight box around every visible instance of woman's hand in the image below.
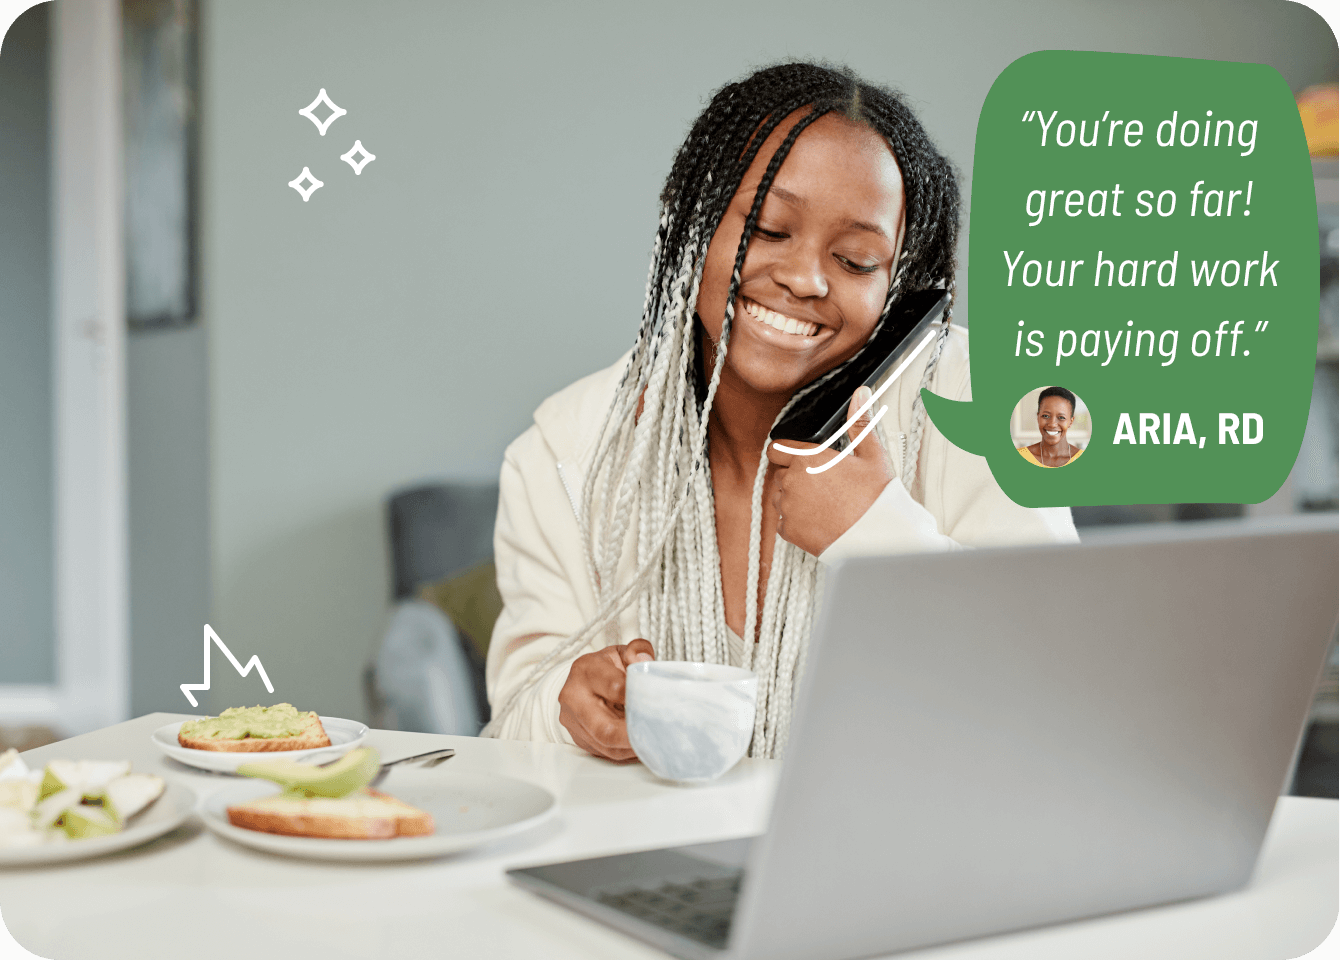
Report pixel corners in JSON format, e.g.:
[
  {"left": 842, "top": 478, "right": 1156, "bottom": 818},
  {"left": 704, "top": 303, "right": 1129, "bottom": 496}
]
[
  {"left": 558, "top": 639, "right": 655, "bottom": 761},
  {"left": 766, "top": 386, "right": 894, "bottom": 557}
]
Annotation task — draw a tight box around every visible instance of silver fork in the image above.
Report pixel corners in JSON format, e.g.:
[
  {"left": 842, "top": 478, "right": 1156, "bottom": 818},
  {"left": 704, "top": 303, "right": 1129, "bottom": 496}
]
[
  {"left": 369, "top": 748, "right": 456, "bottom": 788},
  {"left": 314, "top": 747, "right": 456, "bottom": 787}
]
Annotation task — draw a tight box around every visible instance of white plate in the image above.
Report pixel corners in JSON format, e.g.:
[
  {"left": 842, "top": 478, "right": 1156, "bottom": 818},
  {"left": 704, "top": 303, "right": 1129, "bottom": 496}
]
[
  {"left": 151, "top": 717, "right": 368, "bottom": 774},
  {"left": 200, "top": 768, "right": 557, "bottom": 861},
  {"left": 0, "top": 782, "right": 196, "bottom": 867}
]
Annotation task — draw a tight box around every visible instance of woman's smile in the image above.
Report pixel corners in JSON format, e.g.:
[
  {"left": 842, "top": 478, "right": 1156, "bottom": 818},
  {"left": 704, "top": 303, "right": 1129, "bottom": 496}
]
[{"left": 740, "top": 297, "right": 824, "bottom": 341}]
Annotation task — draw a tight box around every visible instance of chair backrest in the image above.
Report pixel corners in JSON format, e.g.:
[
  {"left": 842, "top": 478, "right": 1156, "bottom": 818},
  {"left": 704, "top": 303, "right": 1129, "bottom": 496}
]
[{"left": 387, "top": 482, "right": 500, "bottom": 599}]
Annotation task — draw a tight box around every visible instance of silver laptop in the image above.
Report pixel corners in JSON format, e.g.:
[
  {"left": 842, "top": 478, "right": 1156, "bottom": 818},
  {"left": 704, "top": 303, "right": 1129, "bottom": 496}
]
[{"left": 508, "top": 516, "right": 1339, "bottom": 960}]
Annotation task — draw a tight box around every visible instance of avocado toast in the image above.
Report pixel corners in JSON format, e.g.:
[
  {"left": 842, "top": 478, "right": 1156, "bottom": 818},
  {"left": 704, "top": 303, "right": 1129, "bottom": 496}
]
[
  {"left": 178, "top": 704, "right": 331, "bottom": 752},
  {"left": 227, "top": 748, "right": 434, "bottom": 839}
]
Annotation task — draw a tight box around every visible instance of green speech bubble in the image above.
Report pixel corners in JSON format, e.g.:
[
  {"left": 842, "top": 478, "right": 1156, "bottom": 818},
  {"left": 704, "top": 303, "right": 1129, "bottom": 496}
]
[{"left": 923, "top": 51, "right": 1319, "bottom": 507}]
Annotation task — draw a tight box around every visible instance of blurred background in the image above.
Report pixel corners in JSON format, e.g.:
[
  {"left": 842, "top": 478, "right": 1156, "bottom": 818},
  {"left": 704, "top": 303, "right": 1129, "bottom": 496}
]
[{"left": 0, "top": 0, "right": 1335, "bottom": 791}]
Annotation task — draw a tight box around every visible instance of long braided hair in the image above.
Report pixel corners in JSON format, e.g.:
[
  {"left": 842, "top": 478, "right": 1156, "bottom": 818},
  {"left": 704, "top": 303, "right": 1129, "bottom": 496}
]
[{"left": 486, "top": 62, "right": 960, "bottom": 757}]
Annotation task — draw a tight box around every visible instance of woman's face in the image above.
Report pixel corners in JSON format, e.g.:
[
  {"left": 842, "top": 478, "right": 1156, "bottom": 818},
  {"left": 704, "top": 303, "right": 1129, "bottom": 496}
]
[
  {"left": 696, "top": 111, "right": 906, "bottom": 399},
  {"left": 1036, "top": 395, "right": 1075, "bottom": 446}
]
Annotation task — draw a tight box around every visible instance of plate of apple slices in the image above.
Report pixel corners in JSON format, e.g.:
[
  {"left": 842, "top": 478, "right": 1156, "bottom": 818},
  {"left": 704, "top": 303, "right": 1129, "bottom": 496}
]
[{"left": 0, "top": 750, "right": 195, "bottom": 866}]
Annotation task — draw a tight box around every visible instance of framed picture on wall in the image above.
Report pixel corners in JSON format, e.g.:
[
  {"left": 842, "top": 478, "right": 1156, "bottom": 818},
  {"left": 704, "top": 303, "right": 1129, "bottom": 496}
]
[{"left": 123, "top": 0, "right": 198, "bottom": 330}]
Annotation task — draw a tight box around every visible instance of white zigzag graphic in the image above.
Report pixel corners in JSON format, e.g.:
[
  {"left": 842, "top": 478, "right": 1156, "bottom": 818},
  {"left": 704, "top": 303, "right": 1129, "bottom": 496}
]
[{"left": 180, "top": 624, "right": 274, "bottom": 708}]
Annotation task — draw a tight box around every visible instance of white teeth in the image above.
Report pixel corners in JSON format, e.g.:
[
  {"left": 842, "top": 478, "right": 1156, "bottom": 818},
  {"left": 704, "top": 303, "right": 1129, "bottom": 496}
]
[{"left": 744, "top": 299, "right": 817, "bottom": 338}]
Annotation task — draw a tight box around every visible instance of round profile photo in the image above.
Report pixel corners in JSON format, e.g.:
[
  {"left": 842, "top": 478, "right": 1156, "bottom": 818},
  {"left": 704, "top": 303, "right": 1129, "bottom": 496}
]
[{"left": 1011, "top": 386, "right": 1091, "bottom": 468}]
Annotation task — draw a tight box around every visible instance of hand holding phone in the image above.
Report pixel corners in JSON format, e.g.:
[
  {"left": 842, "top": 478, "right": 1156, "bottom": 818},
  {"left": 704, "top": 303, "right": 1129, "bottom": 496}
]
[
  {"left": 770, "top": 289, "right": 950, "bottom": 451},
  {"left": 765, "top": 385, "right": 894, "bottom": 557}
]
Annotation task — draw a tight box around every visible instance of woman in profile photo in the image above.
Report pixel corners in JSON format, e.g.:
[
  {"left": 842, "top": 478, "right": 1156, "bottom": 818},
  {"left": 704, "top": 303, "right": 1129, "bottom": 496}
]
[
  {"left": 1017, "top": 386, "right": 1085, "bottom": 468},
  {"left": 484, "top": 63, "right": 1078, "bottom": 761}
]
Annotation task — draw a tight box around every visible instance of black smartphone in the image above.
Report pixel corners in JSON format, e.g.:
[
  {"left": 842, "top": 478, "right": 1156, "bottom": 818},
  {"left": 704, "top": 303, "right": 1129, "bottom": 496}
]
[{"left": 769, "top": 289, "right": 950, "bottom": 448}]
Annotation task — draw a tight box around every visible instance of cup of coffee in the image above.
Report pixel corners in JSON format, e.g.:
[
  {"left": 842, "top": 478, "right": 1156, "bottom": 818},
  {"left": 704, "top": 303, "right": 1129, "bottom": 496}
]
[{"left": 625, "top": 661, "right": 758, "bottom": 784}]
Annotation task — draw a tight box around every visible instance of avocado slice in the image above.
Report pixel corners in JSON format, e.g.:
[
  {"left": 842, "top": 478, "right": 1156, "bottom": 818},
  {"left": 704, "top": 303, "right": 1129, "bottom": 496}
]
[{"left": 238, "top": 748, "right": 381, "bottom": 798}]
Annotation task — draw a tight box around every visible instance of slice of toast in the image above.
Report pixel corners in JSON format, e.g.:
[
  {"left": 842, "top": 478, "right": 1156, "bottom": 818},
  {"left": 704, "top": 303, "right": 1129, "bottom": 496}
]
[
  {"left": 178, "top": 712, "right": 331, "bottom": 752},
  {"left": 226, "top": 788, "right": 434, "bottom": 839}
]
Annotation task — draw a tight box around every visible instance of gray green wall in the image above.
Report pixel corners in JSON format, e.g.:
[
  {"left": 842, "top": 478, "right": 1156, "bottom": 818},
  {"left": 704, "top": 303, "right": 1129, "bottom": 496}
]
[
  {"left": 0, "top": 2, "right": 53, "bottom": 685},
  {"left": 127, "top": 323, "right": 211, "bottom": 715}
]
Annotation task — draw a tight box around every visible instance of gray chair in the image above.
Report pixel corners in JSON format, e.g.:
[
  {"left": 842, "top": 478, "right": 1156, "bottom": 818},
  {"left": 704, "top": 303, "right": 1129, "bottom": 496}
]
[
  {"left": 387, "top": 483, "right": 499, "bottom": 601},
  {"left": 366, "top": 482, "right": 500, "bottom": 735}
]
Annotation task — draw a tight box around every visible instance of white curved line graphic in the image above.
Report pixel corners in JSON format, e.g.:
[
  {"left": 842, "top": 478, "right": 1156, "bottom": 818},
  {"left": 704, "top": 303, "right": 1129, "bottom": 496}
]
[
  {"left": 180, "top": 624, "right": 274, "bottom": 708},
  {"left": 804, "top": 404, "right": 888, "bottom": 474},
  {"left": 772, "top": 328, "right": 939, "bottom": 458}
]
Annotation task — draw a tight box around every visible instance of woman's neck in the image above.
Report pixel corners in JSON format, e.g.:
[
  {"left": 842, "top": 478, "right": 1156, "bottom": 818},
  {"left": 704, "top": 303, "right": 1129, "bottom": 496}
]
[
  {"left": 1039, "top": 439, "right": 1070, "bottom": 463},
  {"left": 702, "top": 336, "right": 790, "bottom": 480}
]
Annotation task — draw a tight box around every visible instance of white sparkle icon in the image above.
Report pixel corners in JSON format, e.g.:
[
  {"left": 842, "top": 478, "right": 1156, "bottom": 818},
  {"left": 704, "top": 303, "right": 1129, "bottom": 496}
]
[
  {"left": 298, "top": 87, "right": 347, "bottom": 136},
  {"left": 340, "top": 139, "right": 376, "bottom": 175},
  {"left": 288, "top": 166, "right": 324, "bottom": 201}
]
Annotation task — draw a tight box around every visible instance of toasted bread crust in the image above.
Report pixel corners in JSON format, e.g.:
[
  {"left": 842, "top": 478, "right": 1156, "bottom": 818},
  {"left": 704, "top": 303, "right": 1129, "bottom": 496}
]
[
  {"left": 226, "top": 805, "right": 399, "bottom": 839},
  {"left": 178, "top": 712, "right": 331, "bottom": 752},
  {"left": 226, "top": 789, "right": 434, "bottom": 839}
]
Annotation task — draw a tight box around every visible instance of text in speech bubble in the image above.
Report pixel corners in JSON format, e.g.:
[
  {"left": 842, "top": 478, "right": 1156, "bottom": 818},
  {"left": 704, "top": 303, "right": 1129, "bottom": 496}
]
[{"left": 922, "top": 51, "right": 1319, "bottom": 507}]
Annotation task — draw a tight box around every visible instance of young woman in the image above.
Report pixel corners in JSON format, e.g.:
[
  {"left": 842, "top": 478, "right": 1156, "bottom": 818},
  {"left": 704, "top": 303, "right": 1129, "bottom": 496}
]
[
  {"left": 483, "top": 63, "right": 1077, "bottom": 760},
  {"left": 1017, "top": 387, "right": 1085, "bottom": 467}
]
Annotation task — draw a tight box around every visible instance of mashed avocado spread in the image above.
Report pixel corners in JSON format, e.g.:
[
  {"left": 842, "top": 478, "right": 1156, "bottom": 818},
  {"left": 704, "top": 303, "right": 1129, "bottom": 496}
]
[{"left": 181, "top": 704, "right": 310, "bottom": 740}]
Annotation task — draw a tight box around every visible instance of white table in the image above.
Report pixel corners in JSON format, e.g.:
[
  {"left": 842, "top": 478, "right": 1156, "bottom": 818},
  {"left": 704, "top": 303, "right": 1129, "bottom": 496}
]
[{"left": 0, "top": 713, "right": 1334, "bottom": 960}]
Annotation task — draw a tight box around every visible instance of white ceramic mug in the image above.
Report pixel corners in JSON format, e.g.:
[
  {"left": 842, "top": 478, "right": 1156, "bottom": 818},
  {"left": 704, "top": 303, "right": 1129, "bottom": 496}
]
[{"left": 625, "top": 661, "right": 758, "bottom": 784}]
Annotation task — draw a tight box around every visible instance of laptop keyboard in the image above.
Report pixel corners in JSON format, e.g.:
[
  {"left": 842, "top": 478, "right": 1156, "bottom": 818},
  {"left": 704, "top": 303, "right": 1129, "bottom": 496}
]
[{"left": 596, "top": 873, "right": 742, "bottom": 949}]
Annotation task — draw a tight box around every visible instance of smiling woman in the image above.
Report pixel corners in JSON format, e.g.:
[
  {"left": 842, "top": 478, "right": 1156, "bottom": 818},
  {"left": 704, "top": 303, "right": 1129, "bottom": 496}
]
[
  {"left": 482, "top": 63, "right": 1079, "bottom": 760},
  {"left": 1014, "top": 386, "right": 1089, "bottom": 468}
]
